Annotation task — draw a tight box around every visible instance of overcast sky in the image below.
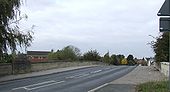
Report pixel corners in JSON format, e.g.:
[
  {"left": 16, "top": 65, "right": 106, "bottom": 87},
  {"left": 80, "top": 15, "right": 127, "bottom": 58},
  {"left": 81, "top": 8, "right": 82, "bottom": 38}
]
[{"left": 20, "top": 0, "right": 164, "bottom": 58}]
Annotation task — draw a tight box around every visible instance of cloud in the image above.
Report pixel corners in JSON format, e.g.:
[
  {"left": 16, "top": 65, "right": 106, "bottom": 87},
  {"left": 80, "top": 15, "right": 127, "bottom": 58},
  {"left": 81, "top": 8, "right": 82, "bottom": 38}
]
[{"left": 20, "top": 0, "right": 164, "bottom": 58}]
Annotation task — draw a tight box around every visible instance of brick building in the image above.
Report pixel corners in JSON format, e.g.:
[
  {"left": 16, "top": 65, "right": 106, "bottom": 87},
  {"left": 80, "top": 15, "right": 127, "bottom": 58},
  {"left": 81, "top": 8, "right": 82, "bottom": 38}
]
[{"left": 27, "top": 51, "right": 50, "bottom": 62}]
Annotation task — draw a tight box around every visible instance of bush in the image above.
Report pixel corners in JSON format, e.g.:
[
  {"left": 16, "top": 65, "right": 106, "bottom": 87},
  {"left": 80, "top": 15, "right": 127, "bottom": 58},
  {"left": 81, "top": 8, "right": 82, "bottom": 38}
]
[
  {"left": 127, "top": 54, "right": 136, "bottom": 65},
  {"left": 48, "top": 45, "right": 81, "bottom": 61},
  {"left": 110, "top": 54, "right": 119, "bottom": 65},
  {"left": 150, "top": 32, "right": 169, "bottom": 63},
  {"left": 121, "top": 58, "right": 128, "bottom": 65},
  {"left": 83, "top": 49, "right": 101, "bottom": 61},
  {"left": 137, "top": 81, "right": 169, "bottom": 92},
  {"left": 103, "top": 52, "right": 110, "bottom": 64},
  {"left": 0, "top": 53, "right": 14, "bottom": 63}
]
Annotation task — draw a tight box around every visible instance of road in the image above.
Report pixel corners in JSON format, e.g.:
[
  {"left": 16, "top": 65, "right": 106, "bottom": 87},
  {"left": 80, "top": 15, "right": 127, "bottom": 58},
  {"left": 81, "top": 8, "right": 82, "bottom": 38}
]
[{"left": 0, "top": 66, "right": 136, "bottom": 92}]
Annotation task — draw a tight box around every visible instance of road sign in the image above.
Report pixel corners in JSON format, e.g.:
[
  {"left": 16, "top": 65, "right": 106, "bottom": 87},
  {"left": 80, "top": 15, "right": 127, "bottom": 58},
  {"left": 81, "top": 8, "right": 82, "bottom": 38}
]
[
  {"left": 158, "top": 0, "right": 170, "bottom": 16},
  {"left": 159, "top": 17, "right": 170, "bottom": 32}
]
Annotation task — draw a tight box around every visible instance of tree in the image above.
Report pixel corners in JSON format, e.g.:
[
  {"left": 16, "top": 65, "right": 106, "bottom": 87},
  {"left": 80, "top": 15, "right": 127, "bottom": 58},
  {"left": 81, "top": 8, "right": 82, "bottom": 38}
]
[
  {"left": 83, "top": 49, "right": 101, "bottom": 61},
  {"left": 48, "top": 50, "right": 61, "bottom": 60},
  {"left": 127, "top": 54, "right": 134, "bottom": 61},
  {"left": 65, "top": 45, "right": 81, "bottom": 57},
  {"left": 127, "top": 54, "right": 136, "bottom": 65},
  {"left": 116, "top": 54, "right": 125, "bottom": 64},
  {"left": 0, "top": 0, "right": 33, "bottom": 61},
  {"left": 110, "top": 54, "right": 118, "bottom": 65},
  {"left": 48, "top": 45, "right": 81, "bottom": 61},
  {"left": 103, "top": 52, "right": 110, "bottom": 64},
  {"left": 0, "top": 53, "right": 13, "bottom": 63},
  {"left": 61, "top": 45, "right": 81, "bottom": 61},
  {"left": 151, "top": 32, "right": 169, "bottom": 63},
  {"left": 121, "top": 58, "right": 128, "bottom": 65}
]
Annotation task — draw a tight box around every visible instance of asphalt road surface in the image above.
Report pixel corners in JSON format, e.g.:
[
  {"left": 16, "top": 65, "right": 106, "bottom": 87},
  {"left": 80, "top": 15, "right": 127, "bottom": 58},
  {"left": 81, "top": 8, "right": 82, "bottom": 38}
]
[{"left": 0, "top": 66, "right": 136, "bottom": 92}]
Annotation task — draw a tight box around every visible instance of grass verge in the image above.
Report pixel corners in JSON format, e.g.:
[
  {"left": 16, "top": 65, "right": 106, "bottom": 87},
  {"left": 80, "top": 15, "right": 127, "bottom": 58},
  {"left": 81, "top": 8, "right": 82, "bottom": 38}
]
[{"left": 136, "top": 81, "right": 170, "bottom": 92}]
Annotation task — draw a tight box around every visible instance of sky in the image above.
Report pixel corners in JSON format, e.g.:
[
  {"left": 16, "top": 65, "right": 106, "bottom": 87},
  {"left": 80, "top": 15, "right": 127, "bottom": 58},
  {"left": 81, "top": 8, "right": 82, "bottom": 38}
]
[{"left": 20, "top": 0, "right": 165, "bottom": 58}]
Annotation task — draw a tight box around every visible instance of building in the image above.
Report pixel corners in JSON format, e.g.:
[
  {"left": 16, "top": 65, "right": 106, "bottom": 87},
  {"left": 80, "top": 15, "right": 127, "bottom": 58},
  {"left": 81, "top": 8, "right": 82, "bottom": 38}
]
[
  {"left": 137, "top": 59, "right": 147, "bottom": 66},
  {"left": 27, "top": 51, "right": 50, "bottom": 62}
]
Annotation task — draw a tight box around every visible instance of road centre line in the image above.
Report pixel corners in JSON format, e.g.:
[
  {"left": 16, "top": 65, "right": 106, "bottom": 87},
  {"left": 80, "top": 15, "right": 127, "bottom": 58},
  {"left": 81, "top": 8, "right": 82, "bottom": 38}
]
[
  {"left": 25, "top": 80, "right": 56, "bottom": 88},
  {"left": 105, "top": 68, "right": 111, "bottom": 70},
  {"left": 12, "top": 80, "right": 65, "bottom": 91},
  {"left": 27, "top": 81, "right": 65, "bottom": 90},
  {"left": 76, "top": 73, "right": 90, "bottom": 78},
  {"left": 66, "top": 69, "right": 103, "bottom": 79},
  {"left": 65, "top": 73, "right": 89, "bottom": 79},
  {"left": 90, "top": 70, "right": 102, "bottom": 74},
  {"left": 65, "top": 74, "right": 81, "bottom": 79}
]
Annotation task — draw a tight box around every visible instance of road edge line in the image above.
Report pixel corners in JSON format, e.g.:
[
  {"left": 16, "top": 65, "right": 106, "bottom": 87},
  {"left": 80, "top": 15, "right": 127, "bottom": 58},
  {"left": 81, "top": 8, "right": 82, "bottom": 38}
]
[{"left": 88, "top": 83, "right": 109, "bottom": 92}]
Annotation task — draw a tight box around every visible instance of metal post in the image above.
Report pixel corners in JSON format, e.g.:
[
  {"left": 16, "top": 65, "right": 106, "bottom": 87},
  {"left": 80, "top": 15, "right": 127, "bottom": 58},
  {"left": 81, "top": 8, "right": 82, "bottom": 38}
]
[{"left": 168, "top": 0, "right": 170, "bottom": 89}]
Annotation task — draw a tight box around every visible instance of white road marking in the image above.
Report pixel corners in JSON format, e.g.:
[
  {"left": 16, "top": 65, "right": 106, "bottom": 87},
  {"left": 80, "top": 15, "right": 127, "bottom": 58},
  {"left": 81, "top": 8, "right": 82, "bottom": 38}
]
[
  {"left": 65, "top": 73, "right": 91, "bottom": 79},
  {"left": 65, "top": 75, "right": 80, "bottom": 79},
  {"left": 65, "top": 76, "right": 76, "bottom": 79},
  {"left": 66, "top": 69, "right": 103, "bottom": 79},
  {"left": 105, "top": 68, "right": 111, "bottom": 70},
  {"left": 88, "top": 83, "right": 109, "bottom": 92},
  {"left": 11, "top": 80, "right": 65, "bottom": 91},
  {"left": 27, "top": 81, "right": 65, "bottom": 90},
  {"left": 25, "top": 80, "right": 56, "bottom": 88},
  {"left": 90, "top": 70, "right": 102, "bottom": 74},
  {"left": 65, "top": 69, "right": 104, "bottom": 79},
  {"left": 11, "top": 87, "right": 28, "bottom": 92},
  {"left": 77, "top": 74, "right": 90, "bottom": 78}
]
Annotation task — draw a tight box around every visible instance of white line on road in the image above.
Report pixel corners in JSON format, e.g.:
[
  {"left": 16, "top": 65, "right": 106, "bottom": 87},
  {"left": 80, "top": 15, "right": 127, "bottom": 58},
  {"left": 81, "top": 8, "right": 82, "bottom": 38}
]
[
  {"left": 90, "top": 70, "right": 102, "bottom": 74},
  {"left": 11, "top": 80, "right": 65, "bottom": 91},
  {"left": 65, "top": 76, "right": 75, "bottom": 79},
  {"left": 65, "top": 74, "right": 80, "bottom": 79},
  {"left": 11, "top": 87, "right": 28, "bottom": 92},
  {"left": 65, "top": 73, "right": 90, "bottom": 79},
  {"left": 88, "top": 83, "right": 109, "bottom": 92},
  {"left": 105, "top": 68, "right": 111, "bottom": 70},
  {"left": 76, "top": 73, "right": 90, "bottom": 78},
  {"left": 25, "top": 80, "right": 56, "bottom": 88},
  {"left": 65, "top": 70, "right": 103, "bottom": 79},
  {"left": 27, "top": 81, "right": 65, "bottom": 90}
]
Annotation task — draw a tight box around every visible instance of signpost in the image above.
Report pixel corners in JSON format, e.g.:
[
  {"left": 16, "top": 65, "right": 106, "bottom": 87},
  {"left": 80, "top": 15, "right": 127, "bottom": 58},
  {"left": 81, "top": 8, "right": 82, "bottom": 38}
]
[
  {"left": 158, "top": 0, "right": 170, "bottom": 32},
  {"left": 157, "top": 0, "right": 170, "bottom": 86},
  {"left": 160, "top": 17, "right": 170, "bottom": 32},
  {"left": 158, "top": 0, "right": 170, "bottom": 16}
]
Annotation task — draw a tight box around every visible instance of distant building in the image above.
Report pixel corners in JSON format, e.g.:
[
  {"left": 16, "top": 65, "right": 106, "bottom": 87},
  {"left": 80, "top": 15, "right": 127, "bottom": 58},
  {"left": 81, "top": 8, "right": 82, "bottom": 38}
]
[
  {"left": 146, "top": 58, "right": 154, "bottom": 66},
  {"left": 27, "top": 51, "right": 50, "bottom": 62},
  {"left": 137, "top": 59, "right": 147, "bottom": 66}
]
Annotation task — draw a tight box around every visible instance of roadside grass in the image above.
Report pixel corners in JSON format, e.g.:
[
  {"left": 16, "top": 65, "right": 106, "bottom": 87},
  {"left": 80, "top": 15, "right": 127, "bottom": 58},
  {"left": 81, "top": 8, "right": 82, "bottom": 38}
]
[{"left": 136, "top": 81, "right": 170, "bottom": 92}]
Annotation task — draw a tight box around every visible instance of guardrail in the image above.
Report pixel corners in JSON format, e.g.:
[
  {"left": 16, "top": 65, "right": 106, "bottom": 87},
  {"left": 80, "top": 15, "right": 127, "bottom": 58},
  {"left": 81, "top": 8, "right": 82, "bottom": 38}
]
[{"left": 160, "top": 62, "right": 169, "bottom": 77}]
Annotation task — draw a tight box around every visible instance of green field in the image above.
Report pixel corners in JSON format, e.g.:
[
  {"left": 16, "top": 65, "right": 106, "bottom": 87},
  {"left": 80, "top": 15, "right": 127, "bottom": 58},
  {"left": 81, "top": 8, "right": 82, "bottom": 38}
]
[{"left": 137, "top": 81, "right": 170, "bottom": 92}]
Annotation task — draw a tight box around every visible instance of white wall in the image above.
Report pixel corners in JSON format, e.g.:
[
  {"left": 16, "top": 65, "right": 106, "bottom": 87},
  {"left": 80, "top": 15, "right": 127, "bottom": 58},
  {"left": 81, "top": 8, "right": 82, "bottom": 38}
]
[{"left": 160, "top": 62, "right": 169, "bottom": 77}]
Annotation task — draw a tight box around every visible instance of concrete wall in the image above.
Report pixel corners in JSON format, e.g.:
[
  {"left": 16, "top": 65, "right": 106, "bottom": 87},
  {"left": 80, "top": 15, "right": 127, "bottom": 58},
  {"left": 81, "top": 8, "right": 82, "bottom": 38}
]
[
  {"left": 31, "top": 61, "right": 106, "bottom": 72},
  {"left": 0, "top": 63, "right": 12, "bottom": 76},
  {"left": 0, "top": 61, "right": 106, "bottom": 76},
  {"left": 160, "top": 62, "right": 169, "bottom": 77}
]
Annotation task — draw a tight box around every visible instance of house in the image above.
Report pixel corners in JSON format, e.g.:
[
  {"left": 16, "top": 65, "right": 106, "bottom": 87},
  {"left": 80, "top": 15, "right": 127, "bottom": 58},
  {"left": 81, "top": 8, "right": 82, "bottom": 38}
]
[
  {"left": 27, "top": 51, "right": 50, "bottom": 62},
  {"left": 137, "top": 59, "right": 147, "bottom": 66},
  {"left": 146, "top": 57, "right": 154, "bottom": 66}
]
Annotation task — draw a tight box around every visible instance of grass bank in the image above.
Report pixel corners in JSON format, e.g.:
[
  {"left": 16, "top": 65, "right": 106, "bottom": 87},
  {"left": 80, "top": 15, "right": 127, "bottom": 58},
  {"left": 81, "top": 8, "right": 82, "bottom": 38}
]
[{"left": 136, "top": 81, "right": 169, "bottom": 92}]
